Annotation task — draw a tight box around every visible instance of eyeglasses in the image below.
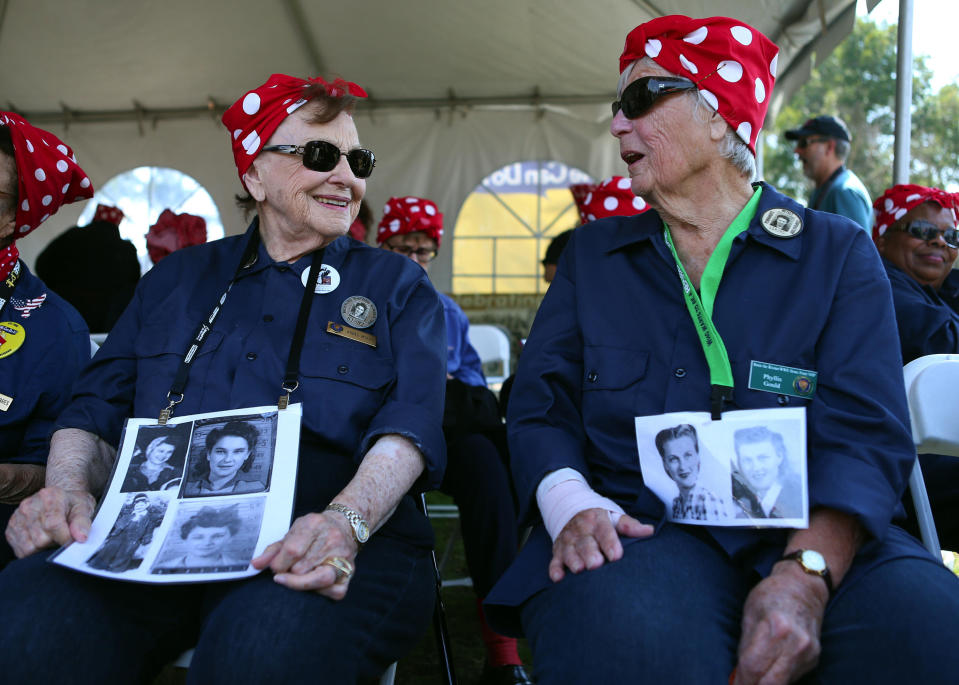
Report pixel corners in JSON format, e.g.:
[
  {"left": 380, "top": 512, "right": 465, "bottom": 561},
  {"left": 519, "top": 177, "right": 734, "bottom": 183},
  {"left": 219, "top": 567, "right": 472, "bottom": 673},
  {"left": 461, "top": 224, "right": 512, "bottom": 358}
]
[
  {"left": 611, "top": 76, "right": 699, "bottom": 119},
  {"left": 891, "top": 220, "right": 959, "bottom": 248},
  {"left": 261, "top": 140, "right": 376, "bottom": 178},
  {"left": 794, "top": 137, "right": 830, "bottom": 149},
  {"left": 384, "top": 243, "right": 437, "bottom": 261}
]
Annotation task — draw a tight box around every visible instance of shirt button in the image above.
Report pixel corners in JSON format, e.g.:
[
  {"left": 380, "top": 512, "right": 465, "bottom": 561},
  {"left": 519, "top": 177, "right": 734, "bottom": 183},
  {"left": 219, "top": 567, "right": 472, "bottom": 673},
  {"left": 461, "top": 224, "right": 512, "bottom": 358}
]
[
  {"left": 586, "top": 371, "right": 598, "bottom": 383},
  {"left": 337, "top": 365, "right": 349, "bottom": 375},
  {"left": 277, "top": 266, "right": 289, "bottom": 272},
  {"left": 674, "top": 368, "right": 687, "bottom": 378},
  {"left": 246, "top": 352, "right": 257, "bottom": 361},
  {"left": 263, "top": 314, "right": 274, "bottom": 323},
  {"left": 777, "top": 395, "right": 790, "bottom": 406}
]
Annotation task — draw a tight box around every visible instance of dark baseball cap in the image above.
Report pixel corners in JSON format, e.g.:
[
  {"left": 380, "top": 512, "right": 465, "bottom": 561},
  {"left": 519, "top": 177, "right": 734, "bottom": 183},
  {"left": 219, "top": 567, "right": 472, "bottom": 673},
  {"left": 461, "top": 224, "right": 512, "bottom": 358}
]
[{"left": 784, "top": 115, "right": 851, "bottom": 142}]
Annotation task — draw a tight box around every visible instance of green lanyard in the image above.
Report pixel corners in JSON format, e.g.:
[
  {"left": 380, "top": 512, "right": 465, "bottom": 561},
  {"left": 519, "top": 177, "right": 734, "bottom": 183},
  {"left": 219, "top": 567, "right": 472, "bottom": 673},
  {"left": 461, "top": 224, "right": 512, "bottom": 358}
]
[{"left": 662, "top": 187, "right": 762, "bottom": 419}]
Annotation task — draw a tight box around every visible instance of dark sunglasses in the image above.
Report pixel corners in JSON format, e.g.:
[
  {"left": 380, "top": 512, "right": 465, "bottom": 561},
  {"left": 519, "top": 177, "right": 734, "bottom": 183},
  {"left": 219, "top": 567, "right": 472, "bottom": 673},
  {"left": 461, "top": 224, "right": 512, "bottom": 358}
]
[
  {"left": 794, "top": 136, "right": 830, "bottom": 149},
  {"left": 892, "top": 220, "right": 959, "bottom": 248},
  {"left": 611, "top": 76, "right": 699, "bottom": 119},
  {"left": 261, "top": 140, "right": 376, "bottom": 178}
]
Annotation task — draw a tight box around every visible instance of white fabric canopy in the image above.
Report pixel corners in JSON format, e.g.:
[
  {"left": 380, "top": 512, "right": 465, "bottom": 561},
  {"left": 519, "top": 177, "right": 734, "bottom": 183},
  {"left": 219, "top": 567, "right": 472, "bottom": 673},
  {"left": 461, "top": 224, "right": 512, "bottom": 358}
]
[{"left": 0, "top": 0, "right": 873, "bottom": 288}]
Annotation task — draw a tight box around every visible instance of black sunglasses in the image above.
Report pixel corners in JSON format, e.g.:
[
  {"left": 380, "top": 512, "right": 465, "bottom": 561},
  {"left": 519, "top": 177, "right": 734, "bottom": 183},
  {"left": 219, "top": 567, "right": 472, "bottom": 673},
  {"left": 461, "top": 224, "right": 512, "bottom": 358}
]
[
  {"left": 261, "top": 140, "right": 376, "bottom": 178},
  {"left": 612, "top": 76, "right": 699, "bottom": 119},
  {"left": 892, "top": 220, "right": 959, "bottom": 248},
  {"left": 794, "top": 136, "right": 831, "bottom": 149}
]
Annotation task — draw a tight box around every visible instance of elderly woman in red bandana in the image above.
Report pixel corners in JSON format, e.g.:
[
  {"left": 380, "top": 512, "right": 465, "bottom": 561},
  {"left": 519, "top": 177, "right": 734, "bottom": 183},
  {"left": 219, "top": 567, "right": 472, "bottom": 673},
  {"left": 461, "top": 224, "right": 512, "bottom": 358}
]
[
  {"left": 0, "top": 76, "right": 446, "bottom": 683},
  {"left": 0, "top": 114, "right": 93, "bottom": 568},
  {"left": 485, "top": 15, "right": 959, "bottom": 684}
]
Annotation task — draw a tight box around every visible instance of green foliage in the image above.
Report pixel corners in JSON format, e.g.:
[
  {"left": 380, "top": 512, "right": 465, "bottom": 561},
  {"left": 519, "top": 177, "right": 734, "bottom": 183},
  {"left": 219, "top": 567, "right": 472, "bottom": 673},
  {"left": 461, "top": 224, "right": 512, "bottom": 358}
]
[{"left": 763, "top": 15, "right": 957, "bottom": 203}]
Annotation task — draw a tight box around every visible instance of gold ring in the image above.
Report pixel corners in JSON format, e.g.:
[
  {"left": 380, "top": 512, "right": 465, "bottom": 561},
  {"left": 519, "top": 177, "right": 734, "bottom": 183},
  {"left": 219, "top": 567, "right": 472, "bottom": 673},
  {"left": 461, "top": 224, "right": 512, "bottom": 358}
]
[{"left": 321, "top": 556, "right": 354, "bottom": 581}]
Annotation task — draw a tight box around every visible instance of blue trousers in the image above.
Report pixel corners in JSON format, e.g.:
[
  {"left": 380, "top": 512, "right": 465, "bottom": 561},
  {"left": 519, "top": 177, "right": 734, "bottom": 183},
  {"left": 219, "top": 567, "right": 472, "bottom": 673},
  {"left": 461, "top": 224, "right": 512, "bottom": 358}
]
[
  {"left": 0, "top": 533, "right": 434, "bottom": 684},
  {"left": 521, "top": 524, "right": 959, "bottom": 683}
]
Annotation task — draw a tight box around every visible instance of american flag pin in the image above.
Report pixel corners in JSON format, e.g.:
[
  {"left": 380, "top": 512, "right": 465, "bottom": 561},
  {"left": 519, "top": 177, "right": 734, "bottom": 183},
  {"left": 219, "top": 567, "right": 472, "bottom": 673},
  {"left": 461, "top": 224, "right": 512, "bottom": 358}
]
[{"left": 12, "top": 293, "right": 46, "bottom": 318}]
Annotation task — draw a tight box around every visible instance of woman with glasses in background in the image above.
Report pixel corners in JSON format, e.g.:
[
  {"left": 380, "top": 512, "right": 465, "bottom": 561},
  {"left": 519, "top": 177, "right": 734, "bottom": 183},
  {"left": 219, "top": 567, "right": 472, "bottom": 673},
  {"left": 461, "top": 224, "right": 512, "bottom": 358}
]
[
  {"left": 485, "top": 15, "right": 959, "bottom": 684},
  {"left": 0, "top": 74, "right": 447, "bottom": 683}
]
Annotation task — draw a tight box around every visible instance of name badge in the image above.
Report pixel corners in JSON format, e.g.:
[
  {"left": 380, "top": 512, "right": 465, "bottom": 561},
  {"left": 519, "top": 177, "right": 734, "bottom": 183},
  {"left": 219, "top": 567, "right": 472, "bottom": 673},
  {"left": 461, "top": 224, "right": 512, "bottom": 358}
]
[
  {"left": 748, "top": 361, "right": 817, "bottom": 399},
  {"left": 326, "top": 321, "right": 377, "bottom": 348},
  {"left": 0, "top": 392, "right": 12, "bottom": 411}
]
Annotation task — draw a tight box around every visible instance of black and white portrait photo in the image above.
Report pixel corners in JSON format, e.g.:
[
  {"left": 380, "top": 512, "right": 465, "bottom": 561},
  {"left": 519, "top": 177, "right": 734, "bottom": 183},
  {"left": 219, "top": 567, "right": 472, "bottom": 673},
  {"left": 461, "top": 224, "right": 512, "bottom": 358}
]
[
  {"left": 731, "top": 425, "right": 804, "bottom": 520},
  {"left": 182, "top": 414, "right": 277, "bottom": 498},
  {"left": 85, "top": 493, "right": 167, "bottom": 573},
  {"left": 655, "top": 423, "right": 728, "bottom": 522},
  {"left": 120, "top": 423, "right": 192, "bottom": 493},
  {"left": 151, "top": 500, "right": 265, "bottom": 574}
]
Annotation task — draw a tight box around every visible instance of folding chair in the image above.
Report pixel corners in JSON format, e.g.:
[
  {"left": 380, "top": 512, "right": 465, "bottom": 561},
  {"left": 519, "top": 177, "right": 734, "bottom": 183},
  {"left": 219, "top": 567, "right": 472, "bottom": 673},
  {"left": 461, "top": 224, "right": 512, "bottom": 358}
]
[
  {"left": 903, "top": 354, "right": 959, "bottom": 556},
  {"left": 468, "top": 324, "right": 511, "bottom": 387}
]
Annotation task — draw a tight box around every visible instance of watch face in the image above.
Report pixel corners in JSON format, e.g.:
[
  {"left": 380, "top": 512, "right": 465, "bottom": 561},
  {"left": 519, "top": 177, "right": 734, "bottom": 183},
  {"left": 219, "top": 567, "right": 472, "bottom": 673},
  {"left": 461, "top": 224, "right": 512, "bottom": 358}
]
[
  {"left": 356, "top": 522, "right": 370, "bottom": 544},
  {"left": 800, "top": 550, "right": 827, "bottom": 573}
]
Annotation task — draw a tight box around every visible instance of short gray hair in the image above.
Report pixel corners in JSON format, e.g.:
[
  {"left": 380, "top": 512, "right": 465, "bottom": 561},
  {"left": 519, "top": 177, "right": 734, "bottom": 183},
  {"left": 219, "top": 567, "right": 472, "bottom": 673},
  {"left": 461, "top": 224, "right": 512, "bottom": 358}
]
[
  {"left": 616, "top": 58, "right": 755, "bottom": 179},
  {"left": 834, "top": 138, "right": 850, "bottom": 161}
]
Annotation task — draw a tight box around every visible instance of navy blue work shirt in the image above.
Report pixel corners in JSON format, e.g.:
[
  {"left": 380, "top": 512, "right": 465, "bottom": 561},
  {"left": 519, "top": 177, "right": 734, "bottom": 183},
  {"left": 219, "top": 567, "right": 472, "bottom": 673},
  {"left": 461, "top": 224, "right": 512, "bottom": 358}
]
[
  {"left": 883, "top": 256, "right": 959, "bottom": 363},
  {"left": 0, "top": 262, "right": 89, "bottom": 466},
  {"left": 57, "top": 222, "right": 447, "bottom": 546},
  {"left": 487, "top": 183, "right": 927, "bottom": 626},
  {"left": 439, "top": 292, "right": 486, "bottom": 387}
]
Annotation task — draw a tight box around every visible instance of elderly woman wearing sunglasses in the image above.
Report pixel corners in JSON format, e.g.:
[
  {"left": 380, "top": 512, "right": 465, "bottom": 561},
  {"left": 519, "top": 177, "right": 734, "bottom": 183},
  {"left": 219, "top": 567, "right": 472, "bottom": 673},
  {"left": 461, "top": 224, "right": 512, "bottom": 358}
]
[
  {"left": 0, "top": 74, "right": 447, "bottom": 683},
  {"left": 485, "top": 15, "right": 959, "bottom": 684}
]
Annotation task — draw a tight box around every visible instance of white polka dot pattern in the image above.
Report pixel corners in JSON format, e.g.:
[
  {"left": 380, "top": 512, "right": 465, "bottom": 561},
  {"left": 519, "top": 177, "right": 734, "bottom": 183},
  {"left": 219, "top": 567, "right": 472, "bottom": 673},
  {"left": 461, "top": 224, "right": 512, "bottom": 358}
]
[
  {"left": 376, "top": 196, "right": 445, "bottom": 247},
  {"left": 871, "top": 184, "right": 959, "bottom": 244},
  {"left": 570, "top": 176, "right": 650, "bottom": 224}
]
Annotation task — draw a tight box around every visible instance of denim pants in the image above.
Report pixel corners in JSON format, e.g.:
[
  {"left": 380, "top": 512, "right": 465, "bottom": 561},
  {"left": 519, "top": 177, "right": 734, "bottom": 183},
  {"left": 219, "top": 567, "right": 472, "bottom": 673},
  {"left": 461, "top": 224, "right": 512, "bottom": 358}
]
[
  {"left": 0, "top": 533, "right": 434, "bottom": 684},
  {"left": 521, "top": 523, "right": 959, "bottom": 683}
]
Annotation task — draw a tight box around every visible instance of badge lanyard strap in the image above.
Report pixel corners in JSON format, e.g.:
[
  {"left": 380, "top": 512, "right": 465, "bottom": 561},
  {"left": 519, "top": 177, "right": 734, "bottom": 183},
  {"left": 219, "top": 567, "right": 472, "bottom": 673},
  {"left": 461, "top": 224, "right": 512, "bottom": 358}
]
[
  {"left": 159, "top": 228, "right": 325, "bottom": 423},
  {"left": 0, "top": 261, "right": 22, "bottom": 317},
  {"left": 663, "top": 221, "right": 749, "bottom": 419}
]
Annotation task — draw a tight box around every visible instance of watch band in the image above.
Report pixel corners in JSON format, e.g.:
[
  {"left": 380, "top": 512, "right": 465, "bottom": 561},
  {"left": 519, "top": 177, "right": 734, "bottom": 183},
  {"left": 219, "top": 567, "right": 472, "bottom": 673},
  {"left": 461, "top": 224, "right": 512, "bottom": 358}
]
[
  {"left": 325, "top": 503, "right": 371, "bottom": 545},
  {"left": 781, "top": 548, "right": 834, "bottom": 593}
]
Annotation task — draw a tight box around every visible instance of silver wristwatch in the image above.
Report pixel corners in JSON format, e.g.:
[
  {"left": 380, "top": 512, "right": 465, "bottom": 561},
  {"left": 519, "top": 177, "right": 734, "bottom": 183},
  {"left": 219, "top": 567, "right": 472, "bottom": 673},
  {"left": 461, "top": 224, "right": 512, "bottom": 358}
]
[{"left": 325, "top": 503, "right": 370, "bottom": 546}]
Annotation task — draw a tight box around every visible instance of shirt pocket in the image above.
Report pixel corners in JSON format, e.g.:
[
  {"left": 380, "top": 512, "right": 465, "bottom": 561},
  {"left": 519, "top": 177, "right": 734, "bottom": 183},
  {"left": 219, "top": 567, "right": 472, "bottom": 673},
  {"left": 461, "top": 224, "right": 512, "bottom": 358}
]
[
  {"left": 297, "top": 348, "right": 397, "bottom": 448},
  {"left": 582, "top": 345, "right": 650, "bottom": 391},
  {"left": 581, "top": 345, "right": 650, "bottom": 448},
  {"left": 133, "top": 326, "right": 225, "bottom": 410}
]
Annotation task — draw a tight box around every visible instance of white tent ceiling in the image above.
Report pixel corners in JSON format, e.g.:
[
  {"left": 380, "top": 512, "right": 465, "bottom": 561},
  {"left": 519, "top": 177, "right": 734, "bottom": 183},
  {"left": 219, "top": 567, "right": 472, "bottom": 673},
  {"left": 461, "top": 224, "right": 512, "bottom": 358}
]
[{"left": 1, "top": 0, "right": 876, "bottom": 288}]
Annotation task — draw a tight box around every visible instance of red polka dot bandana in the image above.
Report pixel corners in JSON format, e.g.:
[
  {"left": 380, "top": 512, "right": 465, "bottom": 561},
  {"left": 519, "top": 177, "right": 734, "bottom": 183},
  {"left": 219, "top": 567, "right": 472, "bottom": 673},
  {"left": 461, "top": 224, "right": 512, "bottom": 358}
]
[
  {"left": 619, "top": 16, "right": 779, "bottom": 154},
  {"left": 146, "top": 208, "right": 207, "bottom": 264},
  {"left": 1, "top": 111, "right": 94, "bottom": 238},
  {"left": 569, "top": 176, "right": 650, "bottom": 224},
  {"left": 93, "top": 203, "right": 124, "bottom": 225},
  {"left": 872, "top": 184, "right": 958, "bottom": 243},
  {"left": 221, "top": 74, "right": 368, "bottom": 188},
  {"left": 376, "top": 196, "right": 444, "bottom": 247}
]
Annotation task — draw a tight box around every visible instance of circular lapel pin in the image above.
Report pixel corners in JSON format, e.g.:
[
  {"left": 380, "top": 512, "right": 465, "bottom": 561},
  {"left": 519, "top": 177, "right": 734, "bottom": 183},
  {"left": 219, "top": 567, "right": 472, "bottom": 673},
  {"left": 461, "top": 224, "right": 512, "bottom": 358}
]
[
  {"left": 760, "top": 208, "right": 803, "bottom": 238},
  {"left": 341, "top": 296, "right": 377, "bottom": 329},
  {"left": 301, "top": 264, "right": 341, "bottom": 294},
  {"left": 0, "top": 322, "right": 26, "bottom": 359}
]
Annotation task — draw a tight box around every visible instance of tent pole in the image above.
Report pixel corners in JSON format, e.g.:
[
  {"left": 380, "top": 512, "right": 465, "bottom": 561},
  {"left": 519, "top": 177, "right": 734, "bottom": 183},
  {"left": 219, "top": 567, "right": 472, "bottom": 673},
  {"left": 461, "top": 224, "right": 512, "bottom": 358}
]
[{"left": 893, "top": 0, "right": 914, "bottom": 185}]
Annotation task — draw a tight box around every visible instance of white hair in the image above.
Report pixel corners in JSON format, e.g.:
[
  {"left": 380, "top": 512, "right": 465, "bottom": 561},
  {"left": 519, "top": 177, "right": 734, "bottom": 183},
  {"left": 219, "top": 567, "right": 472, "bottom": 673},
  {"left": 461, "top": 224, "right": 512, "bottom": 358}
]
[{"left": 617, "top": 58, "right": 756, "bottom": 179}]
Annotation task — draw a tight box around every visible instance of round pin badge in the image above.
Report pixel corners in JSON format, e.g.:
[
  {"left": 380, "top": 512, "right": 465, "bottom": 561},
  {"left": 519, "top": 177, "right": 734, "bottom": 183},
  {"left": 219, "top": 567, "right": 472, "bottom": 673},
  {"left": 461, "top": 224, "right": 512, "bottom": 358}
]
[
  {"left": 760, "top": 208, "right": 803, "bottom": 238},
  {"left": 0, "top": 322, "right": 26, "bottom": 359},
  {"left": 301, "top": 264, "right": 341, "bottom": 294},
  {"left": 341, "top": 296, "right": 377, "bottom": 329}
]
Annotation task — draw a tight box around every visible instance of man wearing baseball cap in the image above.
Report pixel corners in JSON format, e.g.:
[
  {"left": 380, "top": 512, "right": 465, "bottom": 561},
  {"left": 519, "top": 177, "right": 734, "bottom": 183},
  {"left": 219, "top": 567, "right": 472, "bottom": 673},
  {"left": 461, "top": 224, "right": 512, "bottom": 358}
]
[{"left": 785, "top": 115, "right": 872, "bottom": 232}]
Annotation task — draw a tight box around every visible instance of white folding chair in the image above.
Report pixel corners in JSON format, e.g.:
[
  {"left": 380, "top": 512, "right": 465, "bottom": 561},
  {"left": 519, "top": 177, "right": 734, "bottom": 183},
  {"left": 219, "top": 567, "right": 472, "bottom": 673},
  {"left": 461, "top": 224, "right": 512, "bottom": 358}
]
[
  {"left": 468, "top": 324, "right": 511, "bottom": 386},
  {"left": 903, "top": 354, "right": 959, "bottom": 556}
]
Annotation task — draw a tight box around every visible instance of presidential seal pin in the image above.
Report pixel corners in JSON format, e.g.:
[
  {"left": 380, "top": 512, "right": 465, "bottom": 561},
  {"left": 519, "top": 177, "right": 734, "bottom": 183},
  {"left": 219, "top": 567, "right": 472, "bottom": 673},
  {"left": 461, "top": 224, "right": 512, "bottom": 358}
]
[
  {"left": 0, "top": 322, "right": 26, "bottom": 359},
  {"left": 341, "top": 296, "right": 377, "bottom": 329},
  {"left": 301, "top": 264, "right": 341, "bottom": 294},
  {"left": 760, "top": 208, "right": 803, "bottom": 238}
]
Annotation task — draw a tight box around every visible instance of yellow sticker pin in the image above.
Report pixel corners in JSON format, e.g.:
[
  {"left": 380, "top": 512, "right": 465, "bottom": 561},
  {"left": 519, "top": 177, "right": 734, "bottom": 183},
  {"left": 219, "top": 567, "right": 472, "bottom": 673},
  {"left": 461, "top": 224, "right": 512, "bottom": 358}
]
[{"left": 0, "top": 322, "right": 26, "bottom": 359}]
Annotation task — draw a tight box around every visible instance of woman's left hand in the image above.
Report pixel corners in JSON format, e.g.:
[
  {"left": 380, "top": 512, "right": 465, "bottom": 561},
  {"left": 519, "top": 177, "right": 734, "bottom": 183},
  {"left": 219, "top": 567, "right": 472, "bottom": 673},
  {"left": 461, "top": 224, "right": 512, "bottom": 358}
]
[
  {"left": 252, "top": 511, "right": 359, "bottom": 600},
  {"left": 732, "top": 561, "right": 829, "bottom": 685}
]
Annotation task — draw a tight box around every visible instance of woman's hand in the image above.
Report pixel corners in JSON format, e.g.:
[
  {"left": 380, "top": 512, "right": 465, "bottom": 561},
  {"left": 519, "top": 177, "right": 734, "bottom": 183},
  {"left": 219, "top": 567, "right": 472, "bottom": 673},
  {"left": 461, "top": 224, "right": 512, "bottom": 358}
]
[
  {"left": 733, "top": 561, "right": 829, "bottom": 685},
  {"left": 548, "top": 507, "right": 653, "bottom": 582},
  {"left": 5, "top": 486, "right": 97, "bottom": 557},
  {"left": 252, "top": 510, "right": 360, "bottom": 600}
]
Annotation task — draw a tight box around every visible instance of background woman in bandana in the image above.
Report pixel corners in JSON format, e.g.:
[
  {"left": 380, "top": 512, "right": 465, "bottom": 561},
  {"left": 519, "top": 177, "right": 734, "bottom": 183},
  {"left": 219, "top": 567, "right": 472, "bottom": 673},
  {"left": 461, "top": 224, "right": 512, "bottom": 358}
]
[
  {"left": 0, "top": 114, "right": 93, "bottom": 568},
  {"left": 485, "top": 15, "right": 959, "bottom": 684},
  {"left": 0, "top": 75, "right": 446, "bottom": 683}
]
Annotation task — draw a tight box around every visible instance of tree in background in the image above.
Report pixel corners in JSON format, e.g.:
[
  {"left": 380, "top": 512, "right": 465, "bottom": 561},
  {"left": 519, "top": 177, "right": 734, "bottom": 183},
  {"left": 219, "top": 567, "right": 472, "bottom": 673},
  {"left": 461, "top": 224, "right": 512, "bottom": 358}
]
[{"left": 763, "top": 16, "right": 957, "bottom": 204}]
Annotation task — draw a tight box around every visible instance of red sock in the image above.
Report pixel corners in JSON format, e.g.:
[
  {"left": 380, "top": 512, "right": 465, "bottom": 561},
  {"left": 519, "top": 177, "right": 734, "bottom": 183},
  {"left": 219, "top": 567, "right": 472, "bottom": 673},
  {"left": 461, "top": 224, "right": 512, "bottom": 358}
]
[{"left": 476, "top": 597, "right": 522, "bottom": 666}]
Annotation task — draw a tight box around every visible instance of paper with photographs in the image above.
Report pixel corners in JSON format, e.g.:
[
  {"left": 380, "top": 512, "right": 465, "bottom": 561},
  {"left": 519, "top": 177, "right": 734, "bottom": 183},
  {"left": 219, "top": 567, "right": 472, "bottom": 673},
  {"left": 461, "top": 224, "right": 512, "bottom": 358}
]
[
  {"left": 635, "top": 407, "right": 807, "bottom": 528},
  {"left": 50, "top": 403, "right": 301, "bottom": 583}
]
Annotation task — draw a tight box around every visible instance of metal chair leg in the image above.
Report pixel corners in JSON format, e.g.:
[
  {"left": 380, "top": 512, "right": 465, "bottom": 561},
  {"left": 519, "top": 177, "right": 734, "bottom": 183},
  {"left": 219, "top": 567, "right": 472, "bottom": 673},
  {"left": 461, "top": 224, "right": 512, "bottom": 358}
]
[
  {"left": 419, "top": 493, "right": 458, "bottom": 685},
  {"left": 910, "top": 458, "right": 942, "bottom": 557}
]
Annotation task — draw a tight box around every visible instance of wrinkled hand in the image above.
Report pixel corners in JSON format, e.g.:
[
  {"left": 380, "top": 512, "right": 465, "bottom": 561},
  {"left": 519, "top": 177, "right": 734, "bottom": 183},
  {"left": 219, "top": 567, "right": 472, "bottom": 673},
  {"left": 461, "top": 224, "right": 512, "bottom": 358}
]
[
  {"left": 5, "top": 486, "right": 96, "bottom": 558},
  {"left": 548, "top": 508, "right": 653, "bottom": 582},
  {"left": 252, "top": 511, "right": 359, "bottom": 600},
  {"left": 733, "top": 562, "right": 829, "bottom": 685}
]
